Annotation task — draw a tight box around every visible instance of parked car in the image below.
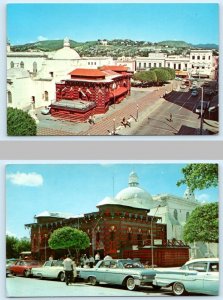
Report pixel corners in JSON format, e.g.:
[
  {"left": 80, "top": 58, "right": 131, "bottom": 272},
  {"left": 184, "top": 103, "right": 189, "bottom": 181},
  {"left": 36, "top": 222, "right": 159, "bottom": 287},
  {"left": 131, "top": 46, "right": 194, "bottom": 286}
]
[
  {"left": 191, "top": 90, "right": 198, "bottom": 97},
  {"left": 9, "top": 260, "right": 41, "bottom": 277},
  {"left": 195, "top": 101, "right": 210, "bottom": 114},
  {"left": 6, "top": 259, "right": 17, "bottom": 277},
  {"left": 153, "top": 258, "right": 219, "bottom": 296},
  {"left": 31, "top": 260, "right": 66, "bottom": 281},
  {"left": 79, "top": 259, "right": 160, "bottom": 291},
  {"left": 31, "top": 259, "right": 81, "bottom": 282}
]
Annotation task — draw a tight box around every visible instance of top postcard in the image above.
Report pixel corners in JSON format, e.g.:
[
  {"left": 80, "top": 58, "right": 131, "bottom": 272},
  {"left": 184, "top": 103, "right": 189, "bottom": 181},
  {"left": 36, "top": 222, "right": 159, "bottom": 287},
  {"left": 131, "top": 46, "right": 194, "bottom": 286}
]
[{"left": 6, "top": 3, "right": 219, "bottom": 136}]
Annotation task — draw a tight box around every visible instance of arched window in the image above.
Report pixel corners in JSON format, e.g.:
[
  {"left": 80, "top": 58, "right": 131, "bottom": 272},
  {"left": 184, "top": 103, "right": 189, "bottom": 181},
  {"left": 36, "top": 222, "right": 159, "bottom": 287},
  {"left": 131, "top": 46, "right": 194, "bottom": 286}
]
[
  {"left": 10, "top": 61, "right": 14, "bottom": 68},
  {"left": 174, "top": 209, "right": 178, "bottom": 220},
  {"left": 20, "top": 61, "right": 24, "bottom": 68},
  {"left": 44, "top": 91, "right": 49, "bottom": 101},
  {"left": 8, "top": 91, "right": 12, "bottom": 104},
  {"left": 33, "top": 62, "right": 37, "bottom": 74},
  {"left": 186, "top": 212, "right": 190, "bottom": 221}
]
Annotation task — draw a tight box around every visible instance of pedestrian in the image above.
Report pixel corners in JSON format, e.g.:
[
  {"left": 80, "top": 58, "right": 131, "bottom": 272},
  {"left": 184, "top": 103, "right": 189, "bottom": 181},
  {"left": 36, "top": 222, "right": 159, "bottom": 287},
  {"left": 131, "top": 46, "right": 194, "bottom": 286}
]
[
  {"left": 49, "top": 255, "right": 53, "bottom": 261},
  {"left": 89, "top": 255, "right": 95, "bottom": 268},
  {"left": 169, "top": 113, "right": 173, "bottom": 122},
  {"left": 62, "top": 254, "right": 74, "bottom": 285},
  {"left": 104, "top": 253, "right": 112, "bottom": 260},
  {"left": 94, "top": 252, "right": 100, "bottom": 265},
  {"left": 80, "top": 254, "right": 85, "bottom": 268}
]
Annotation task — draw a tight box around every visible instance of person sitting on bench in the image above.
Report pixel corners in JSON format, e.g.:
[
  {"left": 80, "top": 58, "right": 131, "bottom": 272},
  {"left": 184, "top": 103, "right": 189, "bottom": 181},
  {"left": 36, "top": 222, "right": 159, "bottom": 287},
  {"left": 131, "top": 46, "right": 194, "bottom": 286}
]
[{"left": 121, "top": 117, "right": 131, "bottom": 127}]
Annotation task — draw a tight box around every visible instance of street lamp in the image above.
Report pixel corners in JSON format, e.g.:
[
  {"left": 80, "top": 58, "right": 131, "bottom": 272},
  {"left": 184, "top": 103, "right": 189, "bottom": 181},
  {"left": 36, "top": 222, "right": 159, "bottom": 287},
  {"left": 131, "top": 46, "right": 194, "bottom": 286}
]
[
  {"left": 113, "top": 118, "right": 116, "bottom": 135},
  {"left": 200, "top": 86, "right": 204, "bottom": 135},
  {"left": 150, "top": 205, "right": 160, "bottom": 269},
  {"left": 92, "top": 217, "right": 102, "bottom": 257},
  {"left": 136, "top": 104, "right": 139, "bottom": 121},
  {"left": 44, "top": 234, "right": 47, "bottom": 261}
]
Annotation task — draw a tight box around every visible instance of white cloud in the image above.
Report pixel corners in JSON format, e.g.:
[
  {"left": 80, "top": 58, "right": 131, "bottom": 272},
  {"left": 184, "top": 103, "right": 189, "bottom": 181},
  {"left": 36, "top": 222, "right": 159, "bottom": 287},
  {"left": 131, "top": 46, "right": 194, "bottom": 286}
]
[
  {"left": 196, "top": 193, "right": 210, "bottom": 203},
  {"left": 37, "top": 35, "right": 48, "bottom": 41},
  {"left": 6, "top": 172, "right": 43, "bottom": 187}
]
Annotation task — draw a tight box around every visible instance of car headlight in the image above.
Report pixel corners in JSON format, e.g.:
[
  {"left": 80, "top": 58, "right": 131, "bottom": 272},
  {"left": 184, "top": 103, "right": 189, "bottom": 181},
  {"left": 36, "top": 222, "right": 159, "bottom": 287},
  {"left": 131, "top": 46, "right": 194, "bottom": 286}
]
[{"left": 142, "top": 275, "right": 154, "bottom": 280}]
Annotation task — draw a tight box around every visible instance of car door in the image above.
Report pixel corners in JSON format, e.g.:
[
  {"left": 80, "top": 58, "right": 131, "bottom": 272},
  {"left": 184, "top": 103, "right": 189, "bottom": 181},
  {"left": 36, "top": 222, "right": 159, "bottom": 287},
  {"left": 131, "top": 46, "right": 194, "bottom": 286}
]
[
  {"left": 184, "top": 262, "right": 207, "bottom": 293},
  {"left": 95, "top": 260, "right": 111, "bottom": 282},
  {"left": 202, "top": 262, "right": 219, "bottom": 295},
  {"left": 41, "top": 261, "right": 53, "bottom": 277},
  {"left": 104, "top": 260, "right": 122, "bottom": 285}
]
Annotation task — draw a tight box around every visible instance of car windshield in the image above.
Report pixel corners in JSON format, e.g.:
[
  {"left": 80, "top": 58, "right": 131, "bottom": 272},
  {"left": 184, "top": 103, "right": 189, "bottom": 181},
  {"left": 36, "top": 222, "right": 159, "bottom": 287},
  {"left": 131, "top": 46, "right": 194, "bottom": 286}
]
[
  {"left": 122, "top": 261, "right": 144, "bottom": 269},
  {"left": 24, "top": 261, "right": 39, "bottom": 266}
]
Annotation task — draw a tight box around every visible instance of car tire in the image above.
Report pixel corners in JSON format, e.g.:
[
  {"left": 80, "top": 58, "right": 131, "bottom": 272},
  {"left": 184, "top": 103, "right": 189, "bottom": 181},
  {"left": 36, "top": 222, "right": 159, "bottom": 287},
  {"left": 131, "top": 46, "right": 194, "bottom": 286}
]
[
  {"left": 152, "top": 284, "right": 162, "bottom": 290},
  {"left": 89, "top": 276, "right": 99, "bottom": 286},
  {"left": 24, "top": 269, "right": 31, "bottom": 278},
  {"left": 172, "top": 282, "right": 187, "bottom": 296},
  {"left": 125, "top": 277, "right": 138, "bottom": 291},
  {"left": 58, "top": 272, "right": 65, "bottom": 282}
]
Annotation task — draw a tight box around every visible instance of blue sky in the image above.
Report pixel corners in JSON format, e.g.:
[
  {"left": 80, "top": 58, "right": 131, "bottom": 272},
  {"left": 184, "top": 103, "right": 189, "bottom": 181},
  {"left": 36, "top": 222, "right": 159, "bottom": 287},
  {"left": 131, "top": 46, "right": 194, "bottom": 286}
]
[
  {"left": 6, "top": 163, "right": 218, "bottom": 238},
  {"left": 7, "top": 3, "right": 219, "bottom": 45}
]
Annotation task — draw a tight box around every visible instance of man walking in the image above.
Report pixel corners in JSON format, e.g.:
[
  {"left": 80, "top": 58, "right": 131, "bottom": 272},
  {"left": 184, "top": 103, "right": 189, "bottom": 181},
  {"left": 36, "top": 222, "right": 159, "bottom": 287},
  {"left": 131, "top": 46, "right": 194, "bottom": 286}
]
[{"left": 63, "top": 254, "right": 74, "bottom": 285}]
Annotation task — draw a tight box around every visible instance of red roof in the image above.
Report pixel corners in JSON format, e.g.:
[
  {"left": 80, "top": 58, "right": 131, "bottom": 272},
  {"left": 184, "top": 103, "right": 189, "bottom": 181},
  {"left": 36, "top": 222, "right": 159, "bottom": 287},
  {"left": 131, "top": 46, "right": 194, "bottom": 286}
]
[
  {"left": 69, "top": 68, "right": 105, "bottom": 78},
  {"left": 100, "top": 65, "right": 128, "bottom": 72},
  {"left": 110, "top": 87, "right": 128, "bottom": 98}
]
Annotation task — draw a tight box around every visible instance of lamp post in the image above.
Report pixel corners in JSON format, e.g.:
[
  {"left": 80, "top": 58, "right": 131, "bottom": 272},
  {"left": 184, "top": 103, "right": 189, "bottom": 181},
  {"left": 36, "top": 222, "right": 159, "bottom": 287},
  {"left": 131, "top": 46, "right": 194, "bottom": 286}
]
[
  {"left": 200, "top": 86, "right": 204, "bottom": 135},
  {"left": 113, "top": 118, "right": 116, "bottom": 135},
  {"left": 44, "top": 234, "right": 47, "bottom": 262},
  {"left": 136, "top": 104, "right": 139, "bottom": 121},
  {"left": 92, "top": 217, "right": 102, "bottom": 257},
  {"left": 151, "top": 205, "right": 160, "bottom": 269}
]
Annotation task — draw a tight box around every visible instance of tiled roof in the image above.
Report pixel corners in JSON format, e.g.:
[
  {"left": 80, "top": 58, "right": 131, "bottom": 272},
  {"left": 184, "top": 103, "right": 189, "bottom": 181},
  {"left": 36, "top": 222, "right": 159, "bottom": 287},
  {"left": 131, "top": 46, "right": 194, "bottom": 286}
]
[
  {"left": 69, "top": 68, "right": 105, "bottom": 77},
  {"left": 100, "top": 65, "right": 128, "bottom": 72}
]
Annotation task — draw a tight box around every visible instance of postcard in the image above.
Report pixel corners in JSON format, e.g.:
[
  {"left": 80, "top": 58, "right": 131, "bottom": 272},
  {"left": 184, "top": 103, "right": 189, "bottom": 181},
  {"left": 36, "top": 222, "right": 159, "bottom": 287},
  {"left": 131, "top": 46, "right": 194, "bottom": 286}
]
[
  {"left": 6, "top": 3, "right": 219, "bottom": 136},
  {"left": 6, "top": 163, "right": 219, "bottom": 296}
]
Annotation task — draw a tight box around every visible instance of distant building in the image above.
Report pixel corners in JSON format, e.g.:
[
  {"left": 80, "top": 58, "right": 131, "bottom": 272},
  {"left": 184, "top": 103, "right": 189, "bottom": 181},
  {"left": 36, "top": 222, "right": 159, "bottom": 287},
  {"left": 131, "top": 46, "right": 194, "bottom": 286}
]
[{"left": 135, "top": 49, "right": 216, "bottom": 79}]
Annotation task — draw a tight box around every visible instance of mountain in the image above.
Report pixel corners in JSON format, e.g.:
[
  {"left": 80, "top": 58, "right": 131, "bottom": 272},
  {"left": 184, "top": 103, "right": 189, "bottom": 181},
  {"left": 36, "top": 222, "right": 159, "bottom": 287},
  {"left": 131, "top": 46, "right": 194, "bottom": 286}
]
[{"left": 10, "top": 39, "right": 218, "bottom": 55}]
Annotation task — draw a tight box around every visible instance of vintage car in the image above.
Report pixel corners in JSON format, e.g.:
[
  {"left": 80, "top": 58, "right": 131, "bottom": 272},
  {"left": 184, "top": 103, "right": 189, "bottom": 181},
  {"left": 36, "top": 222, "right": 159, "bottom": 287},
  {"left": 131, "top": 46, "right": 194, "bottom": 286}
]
[
  {"left": 6, "top": 259, "right": 17, "bottom": 277},
  {"left": 153, "top": 258, "right": 219, "bottom": 296},
  {"left": 31, "top": 260, "right": 80, "bottom": 282},
  {"left": 79, "top": 259, "right": 159, "bottom": 291},
  {"left": 9, "top": 260, "right": 41, "bottom": 277},
  {"left": 31, "top": 260, "right": 65, "bottom": 281}
]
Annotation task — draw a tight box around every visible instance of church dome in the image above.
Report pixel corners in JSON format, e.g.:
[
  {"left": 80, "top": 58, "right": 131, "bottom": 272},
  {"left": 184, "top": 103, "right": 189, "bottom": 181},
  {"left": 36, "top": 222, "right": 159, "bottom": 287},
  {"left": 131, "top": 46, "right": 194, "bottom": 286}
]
[
  {"left": 115, "top": 171, "right": 154, "bottom": 209},
  {"left": 53, "top": 38, "right": 80, "bottom": 60}
]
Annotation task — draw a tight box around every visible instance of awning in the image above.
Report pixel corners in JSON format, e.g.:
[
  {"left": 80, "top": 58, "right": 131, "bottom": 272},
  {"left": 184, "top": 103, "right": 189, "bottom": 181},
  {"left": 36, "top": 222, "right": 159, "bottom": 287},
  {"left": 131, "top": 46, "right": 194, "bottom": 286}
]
[{"left": 110, "top": 87, "right": 128, "bottom": 98}]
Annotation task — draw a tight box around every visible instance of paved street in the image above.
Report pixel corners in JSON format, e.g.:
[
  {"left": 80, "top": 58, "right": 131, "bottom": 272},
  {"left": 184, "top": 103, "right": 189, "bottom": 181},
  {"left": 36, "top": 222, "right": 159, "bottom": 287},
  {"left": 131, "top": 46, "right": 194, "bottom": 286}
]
[
  {"left": 6, "top": 276, "right": 173, "bottom": 297},
  {"left": 36, "top": 80, "right": 218, "bottom": 136}
]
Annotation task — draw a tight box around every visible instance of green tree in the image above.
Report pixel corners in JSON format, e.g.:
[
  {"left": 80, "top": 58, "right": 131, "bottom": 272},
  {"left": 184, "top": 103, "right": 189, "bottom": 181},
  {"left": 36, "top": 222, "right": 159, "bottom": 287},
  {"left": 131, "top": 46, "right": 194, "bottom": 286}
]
[
  {"left": 6, "top": 235, "right": 18, "bottom": 258},
  {"left": 7, "top": 107, "right": 37, "bottom": 136},
  {"left": 48, "top": 227, "right": 90, "bottom": 258},
  {"left": 183, "top": 203, "right": 218, "bottom": 243},
  {"left": 133, "top": 70, "right": 157, "bottom": 83},
  {"left": 177, "top": 163, "right": 218, "bottom": 191},
  {"left": 152, "top": 68, "right": 170, "bottom": 84},
  {"left": 6, "top": 235, "right": 31, "bottom": 258}
]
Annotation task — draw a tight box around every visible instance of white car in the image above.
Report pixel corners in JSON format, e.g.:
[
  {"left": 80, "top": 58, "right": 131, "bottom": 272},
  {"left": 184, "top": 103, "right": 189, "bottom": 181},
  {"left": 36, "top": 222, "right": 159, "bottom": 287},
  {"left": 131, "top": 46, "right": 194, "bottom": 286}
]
[
  {"left": 153, "top": 258, "right": 219, "bottom": 296},
  {"left": 31, "top": 260, "right": 65, "bottom": 281}
]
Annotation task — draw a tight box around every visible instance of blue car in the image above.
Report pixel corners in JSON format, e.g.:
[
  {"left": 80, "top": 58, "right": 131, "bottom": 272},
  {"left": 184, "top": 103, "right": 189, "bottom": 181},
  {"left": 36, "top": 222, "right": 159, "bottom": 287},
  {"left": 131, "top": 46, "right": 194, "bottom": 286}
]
[
  {"left": 79, "top": 259, "right": 160, "bottom": 291},
  {"left": 153, "top": 258, "right": 219, "bottom": 296}
]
